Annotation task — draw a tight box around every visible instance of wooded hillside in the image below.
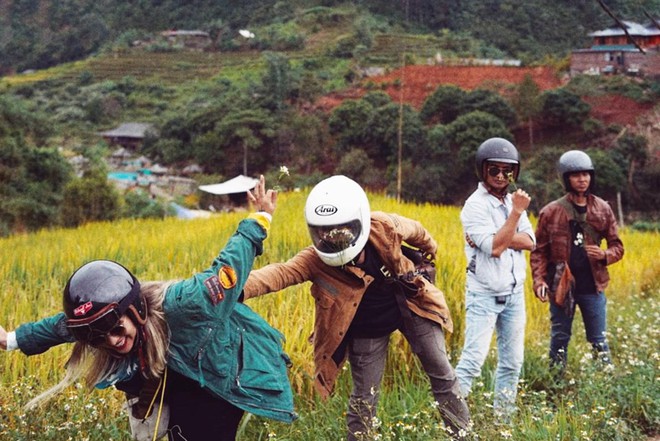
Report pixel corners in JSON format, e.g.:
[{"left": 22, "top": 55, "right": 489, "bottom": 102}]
[
  {"left": 2, "top": 0, "right": 659, "bottom": 73},
  {"left": 0, "top": 1, "right": 658, "bottom": 236}
]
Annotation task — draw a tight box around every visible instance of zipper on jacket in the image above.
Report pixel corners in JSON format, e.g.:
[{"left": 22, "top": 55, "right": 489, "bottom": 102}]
[
  {"left": 235, "top": 328, "right": 244, "bottom": 388},
  {"left": 195, "top": 327, "right": 214, "bottom": 361},
  {"left": 195, "top": 326, "right": 214, "bottom": 388},
  {"left": 417, "top": 306, "right": 448, "bottom": 323}
]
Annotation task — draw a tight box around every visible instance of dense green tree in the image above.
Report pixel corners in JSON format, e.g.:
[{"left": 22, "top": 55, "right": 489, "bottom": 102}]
[
  {"left": 540, "top": 88, "right": 591, "bottom": 128},
  {"left": 255, "top": 22, "right": 305, "bottom": 51},
  {"left": 445, "top": 110, "right": 512, "bottom": 161},
  {"left": 328, "top": 99, "right": 374, "bottom": 149},
  {"left": 512, "top": 74, "right": 542, "bottom": 148},
  {"left": 0, "top": 95, "right": 52, "bottom": 142},
  {"left": 462, "top": 88, "right": 517, "bottom": 127},
  {"left": 260, "top": 52, "right": 294, "bottom": 112},
  {"left": 615, "top": 133, "right": 649, "bottom": 175},
  {"left": 441, "top": 111, "right": 513, "bottom": 203},
  {"left": 629, "top": 161, "right": 660, "bottom": 214},
  {"left": 613, "top": 133, "right": 652, "bottom": 211},
  {"left": 0, "top": 95, "right": 70, "bottom": 235},
  {"left": 361, "top": 91, "right": 392, "bottom": 108},
  {"left": 517, "top": 146, "right": 566, "bottom": 214},
  {"left": 396, "top": 161, "right": 448, "bottom": 204},
  {"left": 296, "top": 71, "right": 325, "bottom": 106},
  {"left": 335, "top": 148, "right": 385, "bottom": 188},
  {"left": 0, "top": 141, "right": 72, "bottom": 234},
  {"left": 194, "top": 108, "right": 277, "bottom": 176},
  {"left": 204, "top": 18, "right": 228, "bottom": 51},
  {"left": 587, "top": 148, "right": 626, "bottom": 203},
  {"left": 276, "top": 111, "right": 331, "bottom": 176},
  {"left": 420, "top": 85, "right": 466, "bottom": 125},
  {"left": 366, "top": 102, "right": 427, "bottom": 164}
]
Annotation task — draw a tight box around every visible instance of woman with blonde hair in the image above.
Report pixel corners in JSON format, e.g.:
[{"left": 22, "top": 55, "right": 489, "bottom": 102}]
[{"left": 0, "top": 175, "right": 296, "bottom": 441}]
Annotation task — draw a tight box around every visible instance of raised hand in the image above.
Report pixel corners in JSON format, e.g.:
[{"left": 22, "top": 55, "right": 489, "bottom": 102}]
[
  {"left": 248, "top": 175, "right": 278, "bottom": 216},
  {"left": 511, "top": 189, "right": 531, "bottom": 214}
]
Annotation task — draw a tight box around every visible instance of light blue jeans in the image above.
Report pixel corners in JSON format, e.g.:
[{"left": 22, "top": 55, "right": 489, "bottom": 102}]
[{"left": 455, "top": 290, "right": 526, "bottom": 416}]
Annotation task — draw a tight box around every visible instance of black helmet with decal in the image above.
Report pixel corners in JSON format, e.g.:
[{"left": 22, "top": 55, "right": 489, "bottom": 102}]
[{"left": 63, "top": 260, "right": 146, "bottom": 343}]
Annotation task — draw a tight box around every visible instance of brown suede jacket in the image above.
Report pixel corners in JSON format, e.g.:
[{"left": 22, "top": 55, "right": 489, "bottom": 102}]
[
  {"left": 243, "top": 211, "right": 454, "bottom": 398},
  {"left": 530, "top": 193, "right": 624, "bottom": 294}
]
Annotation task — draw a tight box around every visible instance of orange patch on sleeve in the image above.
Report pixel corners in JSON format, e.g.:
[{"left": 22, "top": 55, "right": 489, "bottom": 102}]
[{"left": 219, "top": 265, "right": 238, "bottom": 289}]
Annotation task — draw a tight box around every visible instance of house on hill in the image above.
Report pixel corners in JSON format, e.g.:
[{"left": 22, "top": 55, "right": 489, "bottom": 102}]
[
  {"left": 571, "top": 20, "right": 660, "bottom": 77},
  {"left": 160, "top": 30, "right": 211, "bottom": 50},
  {"left": 98, "top": 123, "right": 157, "bottom": 150}
]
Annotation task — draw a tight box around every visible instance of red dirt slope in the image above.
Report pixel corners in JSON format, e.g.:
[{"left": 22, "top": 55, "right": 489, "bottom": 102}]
[
  {"left": 316, "top": 65, "right": 563, "bottom": 110},
  {"left": 315, "top": 65, "right": 655, "bottom": 130},
  {"left": 583, "top": 94, "right": 655, "bottom": 126}
]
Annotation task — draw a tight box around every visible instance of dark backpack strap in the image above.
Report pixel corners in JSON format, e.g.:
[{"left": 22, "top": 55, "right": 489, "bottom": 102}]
[{"left": 556, "top": 195, "right": 602, "bottom": 245}]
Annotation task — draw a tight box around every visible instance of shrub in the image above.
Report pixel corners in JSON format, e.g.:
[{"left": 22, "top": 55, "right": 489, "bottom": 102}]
[
  {"left": 60, "top": 172, "right": 121, "bottom": 227},
  {"left": 122, "top": 190, "right": 173, "bottom": 219}
]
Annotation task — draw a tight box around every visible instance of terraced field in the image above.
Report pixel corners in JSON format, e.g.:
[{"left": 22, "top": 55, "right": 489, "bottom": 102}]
[
  {"left": 51, "top": 50, "right": 264, "bottom": 83},
  {"left": 5, "top": 31, "right": 445, "bottom": 86}
]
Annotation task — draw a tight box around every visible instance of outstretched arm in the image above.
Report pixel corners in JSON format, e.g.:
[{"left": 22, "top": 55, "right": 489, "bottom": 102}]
[{"left": 2, "top": 313, "right": 74, "bottom": 354}]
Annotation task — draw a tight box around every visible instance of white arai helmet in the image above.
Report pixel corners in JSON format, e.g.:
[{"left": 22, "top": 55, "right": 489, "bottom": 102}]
[{"left": 304, "top": 175, "right": 371, "bottom": 267}]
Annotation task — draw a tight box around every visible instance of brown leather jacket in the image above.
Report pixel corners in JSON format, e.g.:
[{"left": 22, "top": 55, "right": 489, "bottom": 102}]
[
  {"left": 530, "top": 193, "right": 624, "bottom": 294},
  {"left": 243, "top": 211, "right": 454, "bottom": 398}
]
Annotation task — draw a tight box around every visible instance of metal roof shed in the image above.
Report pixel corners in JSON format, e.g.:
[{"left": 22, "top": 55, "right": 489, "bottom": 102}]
[{"left": 198, "top": 175, "right": 259, "bottom": 195}]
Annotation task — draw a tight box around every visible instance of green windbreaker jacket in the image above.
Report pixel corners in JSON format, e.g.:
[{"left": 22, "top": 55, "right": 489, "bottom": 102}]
[{"left": 15, "top": 216, "right": 297, "bottom": 423}]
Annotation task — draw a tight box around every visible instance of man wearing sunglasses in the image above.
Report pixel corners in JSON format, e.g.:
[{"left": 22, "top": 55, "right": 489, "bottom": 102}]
[{"left": 455, "top": 137, "right": 535, "bottom": 421}]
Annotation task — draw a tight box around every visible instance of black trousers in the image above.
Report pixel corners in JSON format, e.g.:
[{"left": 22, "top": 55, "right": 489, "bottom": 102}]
[{"left": 166, "top": 369, "right": 245, "bottom": 441}]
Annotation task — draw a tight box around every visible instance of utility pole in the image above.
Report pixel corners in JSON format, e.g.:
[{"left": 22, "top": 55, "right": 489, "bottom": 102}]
[{"left": 397, "top": 0, "right": 410, "bottom": 203}]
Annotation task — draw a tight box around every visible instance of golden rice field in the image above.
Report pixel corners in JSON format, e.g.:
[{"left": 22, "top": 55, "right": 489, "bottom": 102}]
[{"left": 0, "top": 190, "right": 658, "bottom": 440}]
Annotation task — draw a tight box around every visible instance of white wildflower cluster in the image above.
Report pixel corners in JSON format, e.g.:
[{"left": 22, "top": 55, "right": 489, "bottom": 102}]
[
  {"left": 499, "top": 428, "right": 513, "bottom": 438},
  {"left": 273, "top": 165, "right": 291, "bottom": 191}
]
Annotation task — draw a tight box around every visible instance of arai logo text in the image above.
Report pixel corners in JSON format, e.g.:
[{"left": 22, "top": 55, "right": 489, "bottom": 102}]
[{"left": 315, "top": 205, "right": 338, "bottom": 216}]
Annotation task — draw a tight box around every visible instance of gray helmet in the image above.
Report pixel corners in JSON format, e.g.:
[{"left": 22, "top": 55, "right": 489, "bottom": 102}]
[
  {"left": 558, "top": 150, "right": 595, "bottom": 192},
  {"left": 475, "top": 137, "right": 520, "bottom": 181}
]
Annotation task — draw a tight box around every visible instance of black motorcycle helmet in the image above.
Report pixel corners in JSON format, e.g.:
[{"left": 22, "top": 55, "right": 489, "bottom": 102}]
[
  {"left": 475, "top": 137, "right": 520, "bottom": 182},
  {"left": 558, "top": 150, "right": 595, "bottom": 193},
  {"left": 63, "top": 260, "right": 146, "bottom": 343}
]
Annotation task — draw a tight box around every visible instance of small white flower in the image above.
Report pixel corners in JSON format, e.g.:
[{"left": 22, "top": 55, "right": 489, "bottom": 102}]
[{"left": 500, "top": 429, "right": 512, "bottom": 438}]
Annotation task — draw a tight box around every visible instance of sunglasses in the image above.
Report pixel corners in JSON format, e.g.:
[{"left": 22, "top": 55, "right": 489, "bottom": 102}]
[
  {"left": 66, "top": 303, "right": 126, "bottom": 347},
  {"left": 487, "top": 165, "right": 515, "bottom": 178}
]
